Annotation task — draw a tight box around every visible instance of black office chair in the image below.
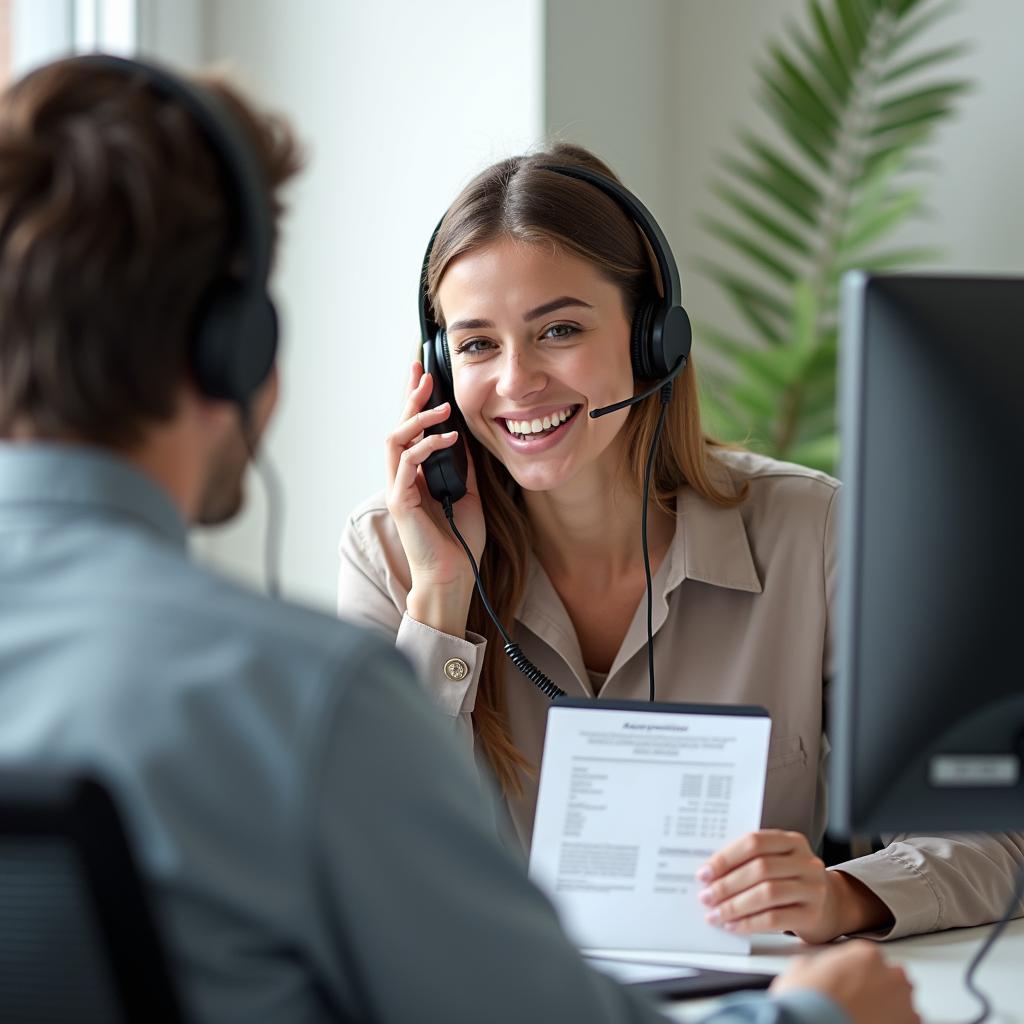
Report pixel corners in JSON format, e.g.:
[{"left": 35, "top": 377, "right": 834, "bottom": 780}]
[{"left": 0, "top": 768, "right": 185, "bottom": 1023}]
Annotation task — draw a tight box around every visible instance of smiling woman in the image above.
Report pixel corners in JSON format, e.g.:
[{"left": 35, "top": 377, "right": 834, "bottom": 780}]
[
  {"left": 336, "top": 142, "right": 1024, "bottom": 950},
  {"left": 396, "top": 145, "right": 741, "bottom": 780}
]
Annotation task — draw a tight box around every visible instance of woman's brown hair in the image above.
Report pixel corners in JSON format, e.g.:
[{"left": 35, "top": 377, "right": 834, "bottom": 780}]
[{"left": 426, "top": 143, "right": 745, "bottom": 795}]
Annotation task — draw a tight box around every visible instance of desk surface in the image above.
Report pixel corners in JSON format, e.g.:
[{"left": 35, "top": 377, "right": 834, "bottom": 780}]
[{"left": 593, "top": 918, "right": 1024, "bottom": 1023}]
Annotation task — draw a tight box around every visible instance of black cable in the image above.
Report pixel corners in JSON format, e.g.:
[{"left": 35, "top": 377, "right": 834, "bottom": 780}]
[
  {"left": 239, "top": 406, "right": 283, "bottom": 600},
  {"left": 441, "top": 359, "right": 679, "bottom": 704},
  {"left": 442, "top": 497, "right": 566, "bottom": 700},
  {"left": 641, "top": 383, "right": 672, "bottom": 702},
  {"left": 959, "top": 858, "right": 1024, "bottom": 1024}
]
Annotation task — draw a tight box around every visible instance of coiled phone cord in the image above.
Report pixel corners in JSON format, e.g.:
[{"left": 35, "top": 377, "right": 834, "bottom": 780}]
[{"left": 442, "top": 496, "right": 566, "bottom": 700}]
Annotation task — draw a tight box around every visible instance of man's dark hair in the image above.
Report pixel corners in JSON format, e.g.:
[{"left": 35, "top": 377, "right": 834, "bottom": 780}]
[{"left": 0, "top": 59, "right": 303, "bottom": 446}]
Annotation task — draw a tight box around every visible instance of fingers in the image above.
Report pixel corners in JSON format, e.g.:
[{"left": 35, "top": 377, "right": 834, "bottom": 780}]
[
  {"left": 700, "top": 851, "right": 822, "bottom": 908},
  {"left": 390, "top": 430, "right": 460, "bottom": 507},
  {"left": 771, "top": 942, "right": 919, "bottom": 1024},
  {"left": 407, "top": 358, "right": 426, "bottom": 393},
  {"left": 387, "top": 366, "right": 453, "bottom": 484},
  {"left": 394, "top": 364, "right": 439, "bottom": 439},
  {"left": 826, "top": 944, "right": 920, "bottom": 1024},
  {"left": 388, "top": 401, "right": 451, "bottom": 450},
  {"left": 769, "top": 952, "right": 813, "bottom": 992},
  {"left": 699, "top": 830, "right": 828, "bottom": 937},
  {"left": 704, "top": 878, "right": 813, "bottom": 933},
  {"left": 889, "top": 967, "right": 920, "bottom": 1024},
  {"left": 401, "top": 361, "right": 446, "bottom": 422},
  {"left": 698, "top": 830, "right": 808, "bottom": 883}
]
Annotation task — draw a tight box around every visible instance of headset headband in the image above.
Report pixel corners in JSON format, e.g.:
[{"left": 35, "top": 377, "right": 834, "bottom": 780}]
[
  {"left": 418, "top": 217, "right": 445, "bottom": 344},
  {"left": 536, "top": 163, "right": 681, "bottom": 308},
  {"left": 418, "top": 161, "right": 681, "bottom": 337},
  {"left": 69, "top": 54, "right": 273, "bottom": 298}
]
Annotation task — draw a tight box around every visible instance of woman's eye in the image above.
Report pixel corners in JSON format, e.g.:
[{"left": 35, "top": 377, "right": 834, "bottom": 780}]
[
  {"left": 543, "top": 323, "right": 579, "bottom": 340},
  {"left": 453, "top": 338, "right": 494, "bottom": 356}
]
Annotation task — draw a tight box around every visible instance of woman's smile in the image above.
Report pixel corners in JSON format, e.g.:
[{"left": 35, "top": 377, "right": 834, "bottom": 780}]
[
  {"left": 439, "top": 240, "right": 635, "bottom": 493},
  {"left": 495, "top": 403, "right": 583, "bottom": 453}
]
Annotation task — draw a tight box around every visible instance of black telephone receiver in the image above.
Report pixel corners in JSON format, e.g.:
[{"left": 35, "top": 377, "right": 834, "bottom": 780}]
[
  {"left": 418, "top": 213, "right": 469, "bottom": 505},
  {"left": 420, "top": 336, "right": 468, "bottom": 504}
]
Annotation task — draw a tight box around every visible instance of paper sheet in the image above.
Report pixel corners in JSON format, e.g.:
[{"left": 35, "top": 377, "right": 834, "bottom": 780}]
[{"left": 528, "top": 701, "right": 771, "bottom": 954}]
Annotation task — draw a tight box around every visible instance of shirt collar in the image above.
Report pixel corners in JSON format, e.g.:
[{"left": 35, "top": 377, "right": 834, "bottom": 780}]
[
  {"left": 518, "top": 456, "right": 762, "bottom": 631},
  {"left": 515, "top": 459, "right": 762, "bottom": 690},
  {"left": 0, "top": 442, "right": 188, "bottom": 549},
  {"left": 668, "top": 465, "right": 763, "bottom": 596}
]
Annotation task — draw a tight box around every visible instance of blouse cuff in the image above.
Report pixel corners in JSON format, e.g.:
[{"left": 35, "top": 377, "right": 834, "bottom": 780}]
[
  {"left": 829, "top": 848, "right": 941, "bottom": 940},
  {"left": 396, "top": 612, "right": 486, "bottom": 717}
]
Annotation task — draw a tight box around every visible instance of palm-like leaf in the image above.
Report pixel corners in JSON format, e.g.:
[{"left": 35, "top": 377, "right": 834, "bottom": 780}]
[{"left": 699, "top": 0, "right": 970, "bottom": 472}]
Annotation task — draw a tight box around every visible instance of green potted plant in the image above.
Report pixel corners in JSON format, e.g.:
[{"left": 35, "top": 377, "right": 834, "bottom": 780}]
[{"left": 698, "top": 0, "right": 971, "bottom": 472}]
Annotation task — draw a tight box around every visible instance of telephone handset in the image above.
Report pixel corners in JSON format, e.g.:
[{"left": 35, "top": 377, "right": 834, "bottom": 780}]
[{"left": 420, "top": 339, "right": 468, "bottom": 505}]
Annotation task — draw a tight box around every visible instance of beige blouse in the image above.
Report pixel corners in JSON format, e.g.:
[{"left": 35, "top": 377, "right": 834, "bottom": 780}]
[{"left": 338, "top": 448, "right": 1024, "bottom": 940}]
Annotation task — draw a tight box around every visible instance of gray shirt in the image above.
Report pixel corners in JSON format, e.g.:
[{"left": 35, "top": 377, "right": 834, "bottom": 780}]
[{"left": 0, "top": 444, "right": 845, "bottom": 1024}]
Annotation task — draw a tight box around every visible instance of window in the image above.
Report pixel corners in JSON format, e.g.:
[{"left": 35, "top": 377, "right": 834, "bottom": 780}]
[
  {"left": 0, "top": 0, "right": 11, "bottom": 86},
  {"left": 7, "top": 0, "right": 138, "bottom": 86}
]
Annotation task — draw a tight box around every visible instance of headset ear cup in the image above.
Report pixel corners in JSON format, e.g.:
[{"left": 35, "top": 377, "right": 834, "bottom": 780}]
[
  {"left": 440, "top": 330, "right": 453, "bottom": 384},
  {"left": 432, "top": 328, "right": 456, "bottom": 407},
  {"left": 655, "top": 304, "right": 692, "bottom": 378},
  {"left": 192, "top": 283, "right": 278, "bottom": 405},
  {"left": 630, "top": 302, "right": 656, "bottom": 380},
  {"left": 192, "top": 286, "right": 237, "bottom": 402},
  {"left": 243, "top": 292, "right": 279, "bottom": 395}
]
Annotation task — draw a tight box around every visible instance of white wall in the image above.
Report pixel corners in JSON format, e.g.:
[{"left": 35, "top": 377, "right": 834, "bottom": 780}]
[
  {"left": 179, "top": 0, "right": 543, "bottom": 609},
  {"left": 543, "top": 0, "right": 677, "bottom": 248},
  {"left": 137, "top": 0, "right": 203, "bottom": 67}
]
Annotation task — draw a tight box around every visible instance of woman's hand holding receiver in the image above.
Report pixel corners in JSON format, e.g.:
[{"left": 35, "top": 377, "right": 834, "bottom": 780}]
[
  {"left": 385, "top": 361, "right": 486, "bottom": 638},
  {"left": 697, "top": 829, "right": 893, "bottom": 943}
]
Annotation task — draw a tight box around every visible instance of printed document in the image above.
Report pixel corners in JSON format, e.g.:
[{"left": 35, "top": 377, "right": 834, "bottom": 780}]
[{"left": 528, "top": 700, "right": 771, "bottom": 954}]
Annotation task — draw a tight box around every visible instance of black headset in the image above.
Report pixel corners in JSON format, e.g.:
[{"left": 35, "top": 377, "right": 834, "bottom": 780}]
[
  {"left": 417, "top": 163, "right": 692, "bottom": 504},
  {"left": 65, "top": 55, "right": 284, "bottom": 599},
  {"left": 69, "top": 54, "right": 278, "bottom": 412}
]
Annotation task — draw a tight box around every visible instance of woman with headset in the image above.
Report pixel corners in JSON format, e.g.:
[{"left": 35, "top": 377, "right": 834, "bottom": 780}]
[{"left": 338, "top": 143, "right": 1023, "bottom": 945}]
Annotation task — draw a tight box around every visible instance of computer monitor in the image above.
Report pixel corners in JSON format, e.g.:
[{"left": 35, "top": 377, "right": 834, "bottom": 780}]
[{"left": 829, "top": 272, "right": 1024, "bottom": 837}]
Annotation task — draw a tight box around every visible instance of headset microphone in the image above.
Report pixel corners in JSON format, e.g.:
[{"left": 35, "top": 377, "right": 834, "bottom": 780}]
[{"left": 588, "top": 354, "right": 688, "bottom": 419}]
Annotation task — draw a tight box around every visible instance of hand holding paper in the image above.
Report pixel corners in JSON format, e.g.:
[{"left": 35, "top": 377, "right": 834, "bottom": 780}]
[
  {"left": 697, "top": 830, "right": 894, "bottom": 942},
  {"left": 698, "top": 829, "right": 832, "bottom": 940}
]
